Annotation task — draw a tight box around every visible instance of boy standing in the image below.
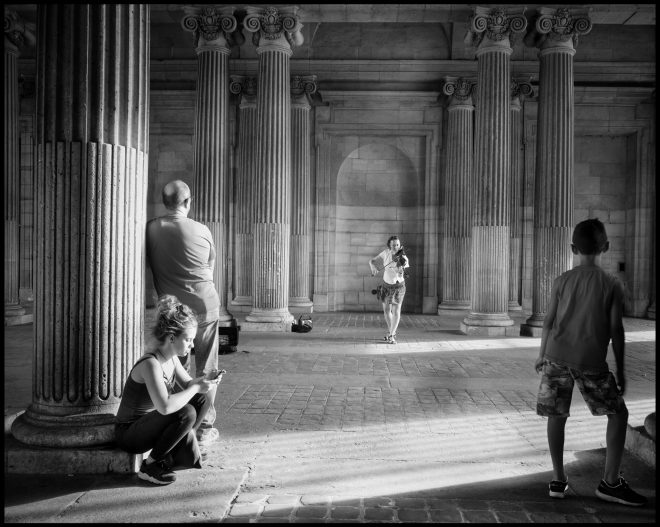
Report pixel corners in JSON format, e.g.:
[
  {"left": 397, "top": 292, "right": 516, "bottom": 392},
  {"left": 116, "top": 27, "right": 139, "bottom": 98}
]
[{"left": 534, "top": 219, "right": 646, "bottom": 506}]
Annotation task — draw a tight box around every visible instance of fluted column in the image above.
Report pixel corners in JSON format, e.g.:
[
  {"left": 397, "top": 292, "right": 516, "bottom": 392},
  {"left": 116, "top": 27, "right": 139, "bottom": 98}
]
[
  {"left": 4, "top": 10, "right": 35, "bottom": 320},
  {"left": 521, "top": 8, "right": 592, "bottom": 336},
  {"left": 508, "top": 79, "right": 534, "bottom": 311},
  {"left": 12, "top": 4, "right": 150, "bottom": 447},
  {"left": 229, "top": 75, "right": 258, "bottom": 311},
  {"left": 182, "top": 6, "right": 242, "bottom": 324},
  {"left": 289, "top": 74, "right": 317, "bottom": 312},
  {"left": 243, "top": 6, "right": 304, "bottom": 328},
  {"left": 461, "top": 6, "right": 527, "bottom": 335},
  {"left": 438, "top": 77, "right": 475, "bottom": 312}
]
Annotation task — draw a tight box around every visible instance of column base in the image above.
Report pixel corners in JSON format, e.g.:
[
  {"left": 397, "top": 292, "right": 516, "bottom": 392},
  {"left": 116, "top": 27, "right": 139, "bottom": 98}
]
[
  {"left": 520, "top": 313, "right": 545, "bottom": 337},
  {"left": 229, "top": 298, "right": 252, "bottom": 313},
  {"left": 460, "top": 312, "right": 514, "bottom": 336},
  {"left": 217, "top": 307, "right": 235, "bottom": 324},
  {"left": 11, "top": 408, "right": 116, "bottom": 448},
  {"left": 5, "top": 432, "right": 142, "bottom": 474},
  {"left": 289, "top": 298, "right": 313, "bottom": 314},
  {"left": 5, "top": 303, "right": 30, "bottom": 326},
  {"left": 438, "top": 300, "right": 470, "bottom": 312},
  {"left": 508, "top": 301, "right": 523, "bottom": 312},
  {"left": 244, "top": 308, "right": 294, "bottom": 332}
]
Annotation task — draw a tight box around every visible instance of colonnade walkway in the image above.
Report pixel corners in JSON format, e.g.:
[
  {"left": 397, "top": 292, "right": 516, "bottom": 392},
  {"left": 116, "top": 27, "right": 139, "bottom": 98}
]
[{"left": 4, "top": 310, "right": 656, "bottom": 522}]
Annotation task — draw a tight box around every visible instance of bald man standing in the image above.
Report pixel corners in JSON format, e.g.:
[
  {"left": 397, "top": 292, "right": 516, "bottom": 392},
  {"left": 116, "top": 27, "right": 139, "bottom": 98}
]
[{"left": 146, "top": 180, "right": 220, "bottom": 445}]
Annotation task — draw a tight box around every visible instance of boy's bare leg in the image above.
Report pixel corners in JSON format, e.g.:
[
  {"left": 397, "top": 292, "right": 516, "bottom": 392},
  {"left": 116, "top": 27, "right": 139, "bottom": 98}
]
[
  {"left": 604, "top": 410, "right": 628, "bottom": 484},
  {"left": 547, "top": 416, "right": 568, "bottom": 482}
]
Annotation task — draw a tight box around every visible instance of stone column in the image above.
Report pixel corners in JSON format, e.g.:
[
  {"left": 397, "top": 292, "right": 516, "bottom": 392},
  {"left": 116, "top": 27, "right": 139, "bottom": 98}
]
[
  {"left": 508, "top": 79, "right": 534, "bottom": 311},
  {"left": 11, "top": 4, "right": 150, "bottom": 447},
  {"left": 243, "top": 6, "right": 304, "bottom": 329},
  {"left": 521, "top": 8, "right": 592, "bottom": 336},
  {"left": 438, "top": 77, "right": 475, "bottom": 312},
  {"left": 182, "top": 6, "right": 243, "bottom": 325},
  {"left": 229, "top": 75, "right": 258, "bottom": 312},
  {"left": 4, "top": 10, "right": 35, "bottom": 321},
  {"left": 289, "top": 74, "right": 317, "bottom": 313},
  {"left": 461, "top": 6, "right": 527, "bottom": 335}
]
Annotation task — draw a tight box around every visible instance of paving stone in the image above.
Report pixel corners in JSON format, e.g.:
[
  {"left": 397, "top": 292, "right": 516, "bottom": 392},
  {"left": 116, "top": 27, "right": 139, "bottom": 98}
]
[
  {"left": 397, "top": 508, "right": 429, "bottom": 522},
  {"left": 461, "top": 509, "right": 499, "bottom": 522},
  {"left": 228, "top": 503, "right": 262, "bottom": 516},
  {"left": 363, "top": 507, "right": 396, "bottom": 521},
  {"left": 428, "top": 508, "right": 464, "bottom": 522},
  {"left": 329, "top": 506, "right": 361, "bottom": 520},
  {"left": 363, "top": 497, "right": 393, "bottom": 507},
  {"left": 299, "top": 495, "right": 331, "bottom": 506},
  {"left": 391, "top": 497, "right": 426, "bottom": 509},
  {"left": 493, "top": 510, "right": 532, "bottom": 522},
  {"left": 294, "top": 506, "right": 328, "bottom": 519},
  {"left": 261, "top": 505, "right": 295, "bottom": 517}
]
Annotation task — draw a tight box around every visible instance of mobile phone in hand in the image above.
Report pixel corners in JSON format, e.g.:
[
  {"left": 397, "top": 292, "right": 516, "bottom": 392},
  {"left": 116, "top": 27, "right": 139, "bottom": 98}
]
[{"left": 205, "top": 369, "right": 226, "bottom": 381}]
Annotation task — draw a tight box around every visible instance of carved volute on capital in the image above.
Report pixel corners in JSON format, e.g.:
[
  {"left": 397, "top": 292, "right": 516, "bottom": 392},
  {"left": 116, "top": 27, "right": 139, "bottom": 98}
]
[
  {"left": 230, "top": 74, "right": 258, "bottom": 106},
  {"left": 243, "top": 6, "right": 304, "bottom": 49},
  {"left": 443, "top": 77, "right": 476, "bottom": 107},
  {"left": 230, "top": 75, "right": 258, "bottom": 97},
  {"left": 4, "top": 9, "right": 36, "bottom": 54},
  {"left": 181, "top": 5, "right": 242, "bottom": 50},
  {"left": 465, "top": 6, "right": 527, "bottom": 52},
  {"left": 524, "top": 7, "right": 592, "bottom": 51},
  {"left": 291, "top": 74, "right": 317, "bottom": 105},
  {"left": 510, "top": 78, "right": 535, "bottom": 108}
]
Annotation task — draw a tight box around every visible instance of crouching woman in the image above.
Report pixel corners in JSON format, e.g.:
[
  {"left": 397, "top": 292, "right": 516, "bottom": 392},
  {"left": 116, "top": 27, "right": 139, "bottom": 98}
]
[{"left": 114, "top": 295, "right": 222, "bottom": 485}]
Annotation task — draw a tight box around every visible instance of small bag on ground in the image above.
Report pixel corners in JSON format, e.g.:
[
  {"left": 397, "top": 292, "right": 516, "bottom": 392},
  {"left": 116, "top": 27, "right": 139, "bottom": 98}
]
[{"left": 291, "top": 314, "right": 312, "bottom": 333}]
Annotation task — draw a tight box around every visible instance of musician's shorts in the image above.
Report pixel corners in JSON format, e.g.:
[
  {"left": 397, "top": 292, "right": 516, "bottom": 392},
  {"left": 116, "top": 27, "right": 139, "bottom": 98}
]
[{"left": 377, "top": 281, "right": 406, "bottom": 305}]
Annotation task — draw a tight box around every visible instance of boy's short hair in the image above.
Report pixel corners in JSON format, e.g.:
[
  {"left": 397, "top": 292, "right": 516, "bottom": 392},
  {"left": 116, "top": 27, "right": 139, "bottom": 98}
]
[{"left": 572, "top": 218, "right": 608, "bottom": 255}]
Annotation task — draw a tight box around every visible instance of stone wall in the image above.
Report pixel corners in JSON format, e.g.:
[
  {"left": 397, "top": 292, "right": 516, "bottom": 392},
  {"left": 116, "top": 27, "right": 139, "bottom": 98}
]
[{"left": 521, "top": 88, "right": 655, "bottom": 317}]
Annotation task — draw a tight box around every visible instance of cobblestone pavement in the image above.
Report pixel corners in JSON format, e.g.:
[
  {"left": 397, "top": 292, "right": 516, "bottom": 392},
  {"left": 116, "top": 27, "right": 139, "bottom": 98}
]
[{"left": 4, "top": 312, "right": 656, "bottom": 523}]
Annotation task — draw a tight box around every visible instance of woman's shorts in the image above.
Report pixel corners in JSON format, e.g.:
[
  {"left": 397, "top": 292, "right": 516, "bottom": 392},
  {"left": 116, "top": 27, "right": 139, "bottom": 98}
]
[
  {"left": 536, "top": 360, "right": 627, "bottom": 417},
  {"left": 377, "top": 281, "right": 406, "bottom": 305}
]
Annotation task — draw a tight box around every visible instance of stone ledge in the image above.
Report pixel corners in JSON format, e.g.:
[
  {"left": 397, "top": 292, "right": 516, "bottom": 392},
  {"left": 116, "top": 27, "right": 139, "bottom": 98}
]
[
  {"left": 241, "top": 321, "right": 292, "bottom": 332},
  {"left": 4, "top": 313, "right": 33, "bottom": 327},
  {"left": 625, "top": 423, "right": 656, "bottom": 469},
  {"left": 4, "top": 433, "right": 142, "bottom": 474}
]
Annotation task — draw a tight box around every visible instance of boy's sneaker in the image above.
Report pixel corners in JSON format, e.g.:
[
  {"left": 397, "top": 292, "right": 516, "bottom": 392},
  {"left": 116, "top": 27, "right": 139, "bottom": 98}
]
[
  {"left": 595, "top": 477, "right": 647, "bottom": 506},
  {"left": 138, "top": 460, "right": 176, "bottom": 485},
  {"left": 549, "top": 479, "right": 569, "bottom": 498}
]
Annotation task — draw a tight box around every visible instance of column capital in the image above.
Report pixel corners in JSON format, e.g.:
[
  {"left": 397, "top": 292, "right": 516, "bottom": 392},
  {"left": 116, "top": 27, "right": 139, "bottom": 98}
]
[
  {"left": 230, "top": 75, "right": 258, "bottom": 96},
  {"left": 181, "top": 5, "right": 243, "bottom": 51},
  {"left": 443, "top": 77, "right": 476, "bottom": 107},
  {"left": 244, "top": 5, "right": 304, "bottom": 51},
  {"left": 524, "top": 7, "right": 593, "bottom": 53},
  {"left": 511, "top": 78, "right": 535, "bottom": 108},
  {"left": 230, "top": 75, "right": 258, "bottom": 106},
  {"left": 465, "top": 6, "right": 527, "bottom": 55},
  {"left": 4, "top": 9, "right": 36, "bottom": 54},
  {"left": 291, "top": 74, "right": 317, "bottom": 106}
]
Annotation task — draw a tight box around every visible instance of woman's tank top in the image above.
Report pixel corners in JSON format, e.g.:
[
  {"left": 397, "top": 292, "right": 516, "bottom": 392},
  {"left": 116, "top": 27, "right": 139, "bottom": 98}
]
[{"left": 115, "top": 353, "right": 175, "bottom": 424}]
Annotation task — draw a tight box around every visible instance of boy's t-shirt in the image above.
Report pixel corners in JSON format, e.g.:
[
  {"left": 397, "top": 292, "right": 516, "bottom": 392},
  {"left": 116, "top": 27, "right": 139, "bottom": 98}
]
[{"left": 544, "top": 265, "right": 624, "bottom": 373}]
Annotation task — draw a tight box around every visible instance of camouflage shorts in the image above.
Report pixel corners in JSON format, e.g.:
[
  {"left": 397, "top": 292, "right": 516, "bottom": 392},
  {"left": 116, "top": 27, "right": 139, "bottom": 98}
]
[{"left": 536, "top": 361, "right": 626, "bottom": 417}]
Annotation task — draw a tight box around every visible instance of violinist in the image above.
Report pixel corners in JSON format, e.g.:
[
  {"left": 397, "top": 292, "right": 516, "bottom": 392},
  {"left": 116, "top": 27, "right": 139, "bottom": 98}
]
[{"left": 369, "top": 235, "right": 410, "bottom": 344}]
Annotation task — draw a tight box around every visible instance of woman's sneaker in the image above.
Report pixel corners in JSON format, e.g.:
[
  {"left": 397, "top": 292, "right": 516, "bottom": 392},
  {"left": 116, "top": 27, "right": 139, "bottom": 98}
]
[
  {"left": 595, "top": 476, "right": 647, "bottom": 506},
  {"left": 138, "top": 460, "right": 176, "bottom": 485},
  {"left": 549, "top": 479, "right": 569, "bottom": 498}
]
